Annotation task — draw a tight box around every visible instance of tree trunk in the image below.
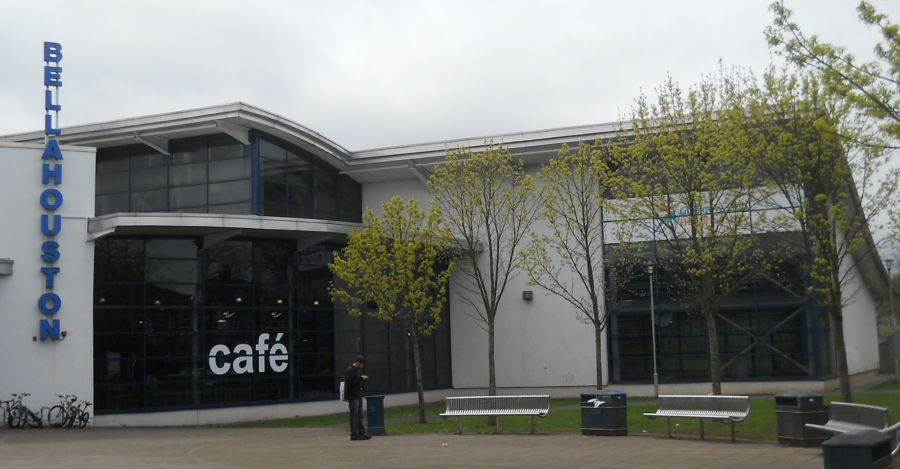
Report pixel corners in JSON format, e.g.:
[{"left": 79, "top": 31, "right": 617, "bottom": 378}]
[
  {"left": 705, "top": 305, "right": 723, "bottom": 395},
  {"left": 487, "top": 320, "right": 497, "bottom": 426},
  {"left": 594, "top": 323, "right": 604, "bottom": 389},
  {"left": 832, "top": 314, "right": 852, "bottom": 402},
  {"left": 488, "top": 320, "right": 497, "bottom": 395},
  {"left": 410, "top": 329, "right": 427, "bottom": 424},
  {"left": 828, "top": 285, "right": 852, "bottom": 402}
]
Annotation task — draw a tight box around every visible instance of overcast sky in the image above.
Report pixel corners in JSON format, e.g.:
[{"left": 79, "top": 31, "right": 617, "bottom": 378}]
[{"left": 1, "top": 0, "right": 898, "bottom": 150}]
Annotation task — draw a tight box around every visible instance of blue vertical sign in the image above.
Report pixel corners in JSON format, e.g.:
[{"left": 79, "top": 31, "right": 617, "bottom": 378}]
[{"left": 39, "top": 42, "right": 64, "bottom": 341}]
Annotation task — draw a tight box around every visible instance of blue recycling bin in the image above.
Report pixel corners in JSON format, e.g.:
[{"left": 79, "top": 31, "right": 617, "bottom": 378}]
[{"left": 365, "top": 395, "right": 386, "bottom": 436}]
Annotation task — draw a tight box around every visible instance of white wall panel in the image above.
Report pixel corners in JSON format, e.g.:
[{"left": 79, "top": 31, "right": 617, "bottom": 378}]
[{"left": 0, "top": 142, "right": 96, "bottom": 414}]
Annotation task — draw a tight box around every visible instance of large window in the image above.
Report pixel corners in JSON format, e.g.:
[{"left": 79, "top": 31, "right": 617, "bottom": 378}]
[
  {"left": 93, "top": 237, "right": 333, "bottom": 412},
  {"left": 95, "top": 132, "right": 363, "bottom": 224},
  {"left": 93, "top": 236, "right": 451, "bottom": 413},
  {"left": 96, "top": 135, "right": 251, "bottom": 216},
  {"left": 607, "top": 254, "right": 819, "bottom": 383},
  {"left": 258, "top": 134, "right": 361, "bottom": 223}
]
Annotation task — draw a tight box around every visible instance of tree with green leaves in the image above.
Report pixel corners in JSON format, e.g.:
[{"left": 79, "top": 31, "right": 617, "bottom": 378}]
[
  {"left": 329, "top": 196, "right": 454, "bottom": 424},
  {"left": 610, "top": 73, "right": 766, "bottom": 395},
  {"left": 743, "top": 69, "right": 897, "bottom": 401},
  {"left": 522, "top": 141, "right": 638, "bottom": 389},
  {"left": 767, "top": 1, "right": 899, "bottom": 142},
  {"left": 427, "top": 144, "right": 540, "bottom": 402}
]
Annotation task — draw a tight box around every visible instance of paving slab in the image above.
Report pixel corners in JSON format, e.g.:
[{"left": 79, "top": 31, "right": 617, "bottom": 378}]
[{"left": 0, "top": 426, "right": 823, "bottom": 468}]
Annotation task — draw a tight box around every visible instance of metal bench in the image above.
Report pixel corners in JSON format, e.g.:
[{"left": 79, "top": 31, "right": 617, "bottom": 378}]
[
  {"left": 643, "top": 394, "right": 751, "bottom": 442},
  {"left": 438, "top": 395, "right": 550, "bottom": 434},
  {"left": 805, "top": 402, "right": 900, "bottom": 456},
  {"left": 805, "top": 401, "right": 890, "bottom": 435}
]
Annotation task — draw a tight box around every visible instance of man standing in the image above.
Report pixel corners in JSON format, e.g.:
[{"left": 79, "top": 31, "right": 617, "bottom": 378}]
[{"left": 344, "top": 355, "right": 369, "bottom": 440}]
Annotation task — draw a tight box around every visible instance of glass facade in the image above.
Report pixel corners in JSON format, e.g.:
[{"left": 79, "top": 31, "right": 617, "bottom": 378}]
[
  {"left": 96, "top": 135, "right": 252, "bottom": 216},
  {"left": 607, "top": 250, "right": 824, "bottom": 383},
  {"left": 90, "top": 131, "right": 445, "bottom": 414},
  {"left": 94, "top": 132, "right": 362, "bottom": 223},
  {"left": 93, "top": 236, "right": 451, "bottom": 413},
  {"left": 258, "top": 134, "right": 361, "bottom": 222}
]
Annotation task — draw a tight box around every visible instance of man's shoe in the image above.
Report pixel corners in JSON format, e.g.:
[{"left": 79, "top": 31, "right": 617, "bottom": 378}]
[{"left": 362, "top": 435, "right": 372, "bottom": 439}]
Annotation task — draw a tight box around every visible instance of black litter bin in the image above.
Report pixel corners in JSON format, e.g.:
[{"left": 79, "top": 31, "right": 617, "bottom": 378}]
[
  {"left": 822, "top": 429, "right": 892, "bottom": 469},
  {"left": 365, "top": 395, "right": 386, "bottom": 436},
  {"left": 581, "top": 390, "right": 627, "bottom": 436},
  {"left": 775, "top": 392, "right": 829, "bottom": 447}
]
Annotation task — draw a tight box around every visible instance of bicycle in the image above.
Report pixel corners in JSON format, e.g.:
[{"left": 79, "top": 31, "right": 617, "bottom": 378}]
[
  {"left": 2, "top": 393, "right": 42, "bottom": 429},
  {"left": 46, "top": 394, "right": 76, "bottom": 429},
  {"left": 47, "top": 395, "right": 91, "bottom": 429},
  {"left": 73, "top": 401, "right": 92, "bottom": 429}
]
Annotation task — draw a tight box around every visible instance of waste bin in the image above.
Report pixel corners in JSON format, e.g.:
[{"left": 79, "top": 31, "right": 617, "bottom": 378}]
[
  {"left": 775, "top": 392, "right": 829, "bottom": 446},
  {"left": 365, "top": 395, "right": 385, "bottom": 436},
  {"left": 822, "top": 429, "right": 892, "bottom": 469},
  {"left": 580, "top": 390, "right": 627, "bottom": 436}
]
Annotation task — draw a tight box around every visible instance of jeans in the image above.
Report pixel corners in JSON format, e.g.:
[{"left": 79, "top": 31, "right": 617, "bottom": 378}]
[{"left": 348, "top": 398, "right": 365, "bottom": 437}]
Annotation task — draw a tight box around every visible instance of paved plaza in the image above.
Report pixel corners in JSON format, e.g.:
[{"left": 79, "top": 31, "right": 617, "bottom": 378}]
[{"left": 0, "top": 426, "right": 822, "bottom": 468}]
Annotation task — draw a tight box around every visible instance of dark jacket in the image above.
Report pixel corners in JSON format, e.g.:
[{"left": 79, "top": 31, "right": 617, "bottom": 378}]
[{"left": 343, "top": 365, "right": 364, "bottom": 401}]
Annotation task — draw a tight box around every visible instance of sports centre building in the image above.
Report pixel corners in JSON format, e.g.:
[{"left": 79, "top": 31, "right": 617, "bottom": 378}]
[{"left": 0, "top": 96, "right": 891, "bottom": 425}]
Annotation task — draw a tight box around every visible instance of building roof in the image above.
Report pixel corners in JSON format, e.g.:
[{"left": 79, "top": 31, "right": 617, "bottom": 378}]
[{"left": 0, "top": 102, "right": 622, "bottom": 184}]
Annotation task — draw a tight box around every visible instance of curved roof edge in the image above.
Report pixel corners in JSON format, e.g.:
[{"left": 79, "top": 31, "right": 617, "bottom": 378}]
[
  {"left": 0, "top": 102, "right": 630, "bottom": 170},
  {"left": 0, "top": 102, "right": 354, "bottom": 170}
]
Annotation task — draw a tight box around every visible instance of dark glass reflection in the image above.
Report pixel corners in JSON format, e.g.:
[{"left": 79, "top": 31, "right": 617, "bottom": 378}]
[
  {"left": 95, "top": 135, "right": 251, "bottom": 216},
  {"left": 93, "top": 237, "right": 335, "bottom": 412},
  {"left": 257, "top": 134, "right": 361, "bottom": 223},
  {"left": 606, "top": 251, "right": 814, "bottom": 383}
]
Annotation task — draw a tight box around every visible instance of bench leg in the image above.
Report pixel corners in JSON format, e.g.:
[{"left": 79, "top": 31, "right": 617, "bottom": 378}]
[
  {"left": 699, "top": 419, "right": 704, "bottom": 440},
  {"left": 530, "top": 416, "right": 535, "bottom": 435},
  {"left": 458, "top": 418, "right": 463, "bottom": 435},
  {"left": 731, "top": 421, "right": 735, "bottom": 443},
  {"left": 667, "top": 418, "right": 672, "bottom": 438}
]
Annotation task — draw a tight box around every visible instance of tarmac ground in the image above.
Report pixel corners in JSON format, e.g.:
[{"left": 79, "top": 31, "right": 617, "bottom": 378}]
[{"left": 0, "top": 425, "right": 823, "bottom": 468}]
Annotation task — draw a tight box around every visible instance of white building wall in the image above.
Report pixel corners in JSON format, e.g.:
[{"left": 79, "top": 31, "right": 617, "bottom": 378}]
[
  {"left": 840, "top": 252, "right": 881, "bottom": 375},
  {"left": 362, "top": 175, "right": 602, "bottom": 390},
  {"left": 361, "top": 178, "right": 432, "bottom": 216},
  {"left": 0, "top": 142, "right": 96, "bottom": 414}
]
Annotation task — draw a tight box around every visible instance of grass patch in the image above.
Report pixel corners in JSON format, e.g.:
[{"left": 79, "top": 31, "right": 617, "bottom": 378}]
[
  {"left": 231, "top": 412, "right": 347, "bottom": 428},
  {"left": 231, "top": 392, "right": 900, "bottom": 441},
  {"left": 869, "top": 379, "right": 900, "bottom": 392}
]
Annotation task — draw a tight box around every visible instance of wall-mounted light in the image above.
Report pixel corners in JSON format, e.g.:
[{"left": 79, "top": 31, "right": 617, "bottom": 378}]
[
  {"left": 0, "top": 258, "right": 13, "bottom": 276},
  {"left": 522, "top": 290, "right": 534, "bottom": 302},
  {"left": 276, "top": 298, "right": 284, "bottom": 305},
  {"left": 235, "top": 296, "right": 243, "bottom": 304},
  {"left": 99, "top": 297, "right": 107, "bottom": 304},
  {"left": 153, "top": 299, "right": 161, "bottom": 305},
  {"left": 312, "top": 299, "right": 320, "bottom": 306}
]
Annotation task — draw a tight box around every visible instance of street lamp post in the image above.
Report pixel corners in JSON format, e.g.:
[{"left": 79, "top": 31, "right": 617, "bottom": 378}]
[
  {"left": 887, "top": 259, "right": 898, "bottom": 382},
  {"left": 648, "top": 263, "right": 659, "bottom": 398}
]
